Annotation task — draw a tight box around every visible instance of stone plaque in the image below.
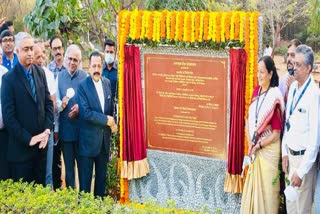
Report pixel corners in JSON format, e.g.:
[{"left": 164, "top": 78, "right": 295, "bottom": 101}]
[{"left": 145, "top": 54, "right": 228, "bottom": 159}]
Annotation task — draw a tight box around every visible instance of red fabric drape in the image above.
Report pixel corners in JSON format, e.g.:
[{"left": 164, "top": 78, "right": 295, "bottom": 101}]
[
  {"left": 122, "top": 45, "right": 149, "bottom": 179},
  {"left": 224, "top": 49, "right": 247, "bottom": 193}
]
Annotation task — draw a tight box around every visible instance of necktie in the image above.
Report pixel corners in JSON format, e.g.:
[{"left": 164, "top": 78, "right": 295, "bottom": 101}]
[{"left": 27, "top": 71, "right": 37, "bottom": 103}]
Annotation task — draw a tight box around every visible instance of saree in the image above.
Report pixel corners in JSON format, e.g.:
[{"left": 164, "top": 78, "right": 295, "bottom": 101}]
[{"left": 240, "top": 86, "right": 285, "bottom": 214}]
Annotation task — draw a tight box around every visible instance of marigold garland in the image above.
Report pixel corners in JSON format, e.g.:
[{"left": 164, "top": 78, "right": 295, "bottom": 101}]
[
  {"left": 117, "top": 9, "right": 260, "bottom": 200},
  {"left": 230, "top": 12, "right": 235, "bottom": 40},
  {"left": 190, "top": 12, "right": 196, "bottom": 43},
  {"left": 147, "top": 12, "right": 154, "bottom": 41},
  {"left": 225, "top": 12, "right": 232, "bottom": 40},
  {"left": 199, "top": 12, "right": 204, "bottom": 42},
  {"left": 216, "top": 12, "right": 221, "bottom": 43},
  {"left": 207, "top": 12, "right": 213, "bottom": 41},
  {"left": 152, "top": 11, "right": 161, "bottom": 42},
  {"left": 203, "top": 12, "right": 209, "bottom": 41},
  {"left": 135, "top": 11, "right": 143, "bottom": 40},
  {"left": 166, "top": 11, "right": 172, "bottom": 40},
  {"left": 194, "top": 12, "right": 200, "bottom": 42},
  {"left": 170, "top": 12, "right": 176, "bottom": 40},
  {"left": 220, "top": 12, "right": 226, "bottom": 43},
  {"left": 234, "top": 12, "right": 240, "bottom": 40},
  {"left": 183, "top": 12, "right": 190, "bottom": 42},
  {"left": 118, "top": 10, "right": 126, "bottom": 203},
  {"left": 160, "top": 10, "right": 167, "bottom": 39}
]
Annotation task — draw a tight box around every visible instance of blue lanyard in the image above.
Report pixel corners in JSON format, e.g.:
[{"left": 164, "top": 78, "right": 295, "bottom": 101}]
[{"left": 289, "top": 77, "right": 311, "bottom": 116}]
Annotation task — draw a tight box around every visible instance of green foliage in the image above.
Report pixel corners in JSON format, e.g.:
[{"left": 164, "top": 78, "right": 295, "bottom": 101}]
[
  {"left": 0, "top": 179, "right": 207, "bottom": 213},
  {"left": 23, "top": 0, "right": 88, "bottom": 42},
  {"left": 306, "top": 34, "right": 320, "bottom": 52},
  {"left": 107, "top": 131, "right": 120, "bottom": 200},
  {"left": 23, "top": 0, "right": 140, "bottom": 49},
  {"left": 273, "top": 45, "right": 287, "bottom": 56},
  {"left": 144, "top": 0, "right": 206, "bottom": 11},
  {"left": 127, "top": 37, "right": 244, "bottom": 50},
  {"left": 144, "top": 0, "right": 249, "bottom": 12},
  {"left": 308, "top": 0, "right": 320, "bottom": 34}
]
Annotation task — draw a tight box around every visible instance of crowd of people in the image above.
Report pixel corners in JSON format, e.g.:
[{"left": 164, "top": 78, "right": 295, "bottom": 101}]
[
  {"left": 241, "top": 39, "right": 320, "bottom": 214},
  {"left": 0, "top": 19, "right": 119, "bottom": 197}
]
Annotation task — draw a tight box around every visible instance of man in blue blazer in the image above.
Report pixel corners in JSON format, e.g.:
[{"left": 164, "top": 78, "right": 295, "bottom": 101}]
[
  {"left": 1, "top": 33, "right": 53, "bottom": 185},
  {"left": 78, "top": 51, "right": 116, "bottom": 197}
]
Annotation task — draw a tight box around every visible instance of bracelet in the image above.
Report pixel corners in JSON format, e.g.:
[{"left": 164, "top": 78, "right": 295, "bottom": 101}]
[{"left": 258, "top": 141, "right": 263, "bottom": 149}]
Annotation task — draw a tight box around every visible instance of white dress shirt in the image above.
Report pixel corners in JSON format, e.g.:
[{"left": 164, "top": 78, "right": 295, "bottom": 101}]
[
  {"left": 43, "top": 66, "right": 56, "bottom": 96},
  {"left": 282, "top": 76, "right": 320, "bottom": 179},
  {"left": 93, "top": 78, "right": 105, "bottom": 112},
  {"left": 0, "top": 65, "right": 8, "bottom": 129}
]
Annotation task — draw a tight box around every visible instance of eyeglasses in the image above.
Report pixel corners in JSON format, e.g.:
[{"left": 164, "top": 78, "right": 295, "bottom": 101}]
[
  {"left": 1, "top": 38, "right": 14, "bottom": 43},
  {"left": 67, "top": 57, "right": 79, "bottom": 63},
  {"left": 286, "top": 52, "right": 295, "bottom": 58},
  {"left": 293, "top": 62, "right": 305, "bottom": 69}
]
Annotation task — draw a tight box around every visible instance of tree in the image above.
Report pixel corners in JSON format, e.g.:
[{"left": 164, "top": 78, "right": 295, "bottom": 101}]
[
  {"left": 258, "top": 0, "right": 310, "bottom": 49},
  {"left": 308, "top": 0, "right": 320, "bottom": 34},
  {"left": 0, "top": 0, "right": 35, "bottom": 32},
  {"left": 24, "top": 0, "right": 143, "bottom": 49},
  {"left": 143, "top": 0, "right": 255, "bottom": 11}
]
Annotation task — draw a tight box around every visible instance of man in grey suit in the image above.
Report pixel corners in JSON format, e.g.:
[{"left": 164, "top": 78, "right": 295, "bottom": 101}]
[
  {"left": 78, "top": 51, "right": 116, "bottom": 197},
  {"left": 56, "top": 44, "right": 87, "bottom": 188}
]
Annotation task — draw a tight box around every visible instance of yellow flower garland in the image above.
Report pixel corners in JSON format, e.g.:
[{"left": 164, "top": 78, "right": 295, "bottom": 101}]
[
  {"left": 220, "top": 12, "right": 226, "bottom": 43},
  {"left": 191, "top": 12, "right": 196, "bottom": 43},
  {"left": 230, "top": 12, "right": 235, "bottom": 40},
  {"left": 199, "top": 12, "right": 204, "bottom": 42}
]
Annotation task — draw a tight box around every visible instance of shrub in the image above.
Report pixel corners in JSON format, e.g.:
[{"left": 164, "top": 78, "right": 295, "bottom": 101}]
[
  {"left": 0, "top": 179, "right": 209, "bottom": 213},
  {"left": 273, "top": 45, "right": 287, "bottom": 56}
]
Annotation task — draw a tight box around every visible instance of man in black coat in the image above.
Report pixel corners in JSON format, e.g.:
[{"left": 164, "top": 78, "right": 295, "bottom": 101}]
[{"left": 1, "top": 32, "right": 53, "bottom": 185}]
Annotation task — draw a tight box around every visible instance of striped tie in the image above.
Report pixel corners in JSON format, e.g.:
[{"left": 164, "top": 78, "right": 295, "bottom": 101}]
[{"left": 27, "top": 71, "right": 37, "bottom": 103}]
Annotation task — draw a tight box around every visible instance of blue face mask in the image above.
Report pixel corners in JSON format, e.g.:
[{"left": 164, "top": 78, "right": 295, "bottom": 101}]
[{"left": 105, "top": 53, "right": 114, "bottom": 64}]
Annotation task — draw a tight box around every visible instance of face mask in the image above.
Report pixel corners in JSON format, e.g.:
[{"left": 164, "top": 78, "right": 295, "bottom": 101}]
[{"left": 105, "top": 53, "right": 114, "bottom": 64}]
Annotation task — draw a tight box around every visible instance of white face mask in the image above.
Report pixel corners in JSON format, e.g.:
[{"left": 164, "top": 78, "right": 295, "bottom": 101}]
[{"left": 105, "top": 53, "right": 114, "bottom": 64}]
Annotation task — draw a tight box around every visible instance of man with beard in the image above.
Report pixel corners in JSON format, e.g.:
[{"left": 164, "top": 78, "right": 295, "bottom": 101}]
[
  {"left": 279, "top": 39, "right": 302, "bottom": 102},
  {"left": 1, "top": 32, "right": 53, "bottom": 185},
  {"left": 56, "top": 44, "right": 87, "bottom": 188},
  {"left": 0, "top": 30, "right": 18, "bottom": 71},
  {"left": 47, "top": 35, "right": 67, "bottom": 189},
  {"left": 78, "top": 51, "right": 116, "bottom": 197}
]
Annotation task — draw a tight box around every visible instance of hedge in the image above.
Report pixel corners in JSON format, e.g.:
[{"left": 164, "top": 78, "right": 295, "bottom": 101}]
[{"left": 0, "top": 179, "right": 217, "bottom": 213}]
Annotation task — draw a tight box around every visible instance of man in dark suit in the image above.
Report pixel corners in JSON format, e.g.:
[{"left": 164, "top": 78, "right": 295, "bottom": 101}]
[
  {"left": 1, "top": 32, "right": 53, "bottom": 185},
  {"left": 78, "top": 51, "right": 116, "bottom": 197}
]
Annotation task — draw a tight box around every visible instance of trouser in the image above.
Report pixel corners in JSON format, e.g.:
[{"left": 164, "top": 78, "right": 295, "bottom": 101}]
[
  {"left": 78, "top": 141, "right": 108, "bottom": 197},
  {"left": 61, "top": 140, "right": 78, "bottom": 189},
  {"left": 45, "top": 131, "right": 54, "bottom": 188},
  {"left": 286, "top": 153, "right": 317, "bottom": 214},
  {"left": 9, "top": 152, "right": 47, "bottom": 186},
  {"left": 0, "top": 128, "right": 9, "bottom": 180},
  {"left": 52, "top": 136, "right": 62, "bottom": 189}
]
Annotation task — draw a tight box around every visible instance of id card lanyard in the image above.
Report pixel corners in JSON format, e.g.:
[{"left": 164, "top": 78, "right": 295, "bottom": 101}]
[
  {"left": 286, "top": 77, "right": 311, "bottom": 131},
  {"left": 252, "top": 86, "right": 270, "bottom": 143}
]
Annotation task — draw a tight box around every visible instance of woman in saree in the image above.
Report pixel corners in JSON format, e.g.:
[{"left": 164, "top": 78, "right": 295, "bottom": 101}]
[{"left": 240, "top": 56, "right": 285, "bottom": 214}]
